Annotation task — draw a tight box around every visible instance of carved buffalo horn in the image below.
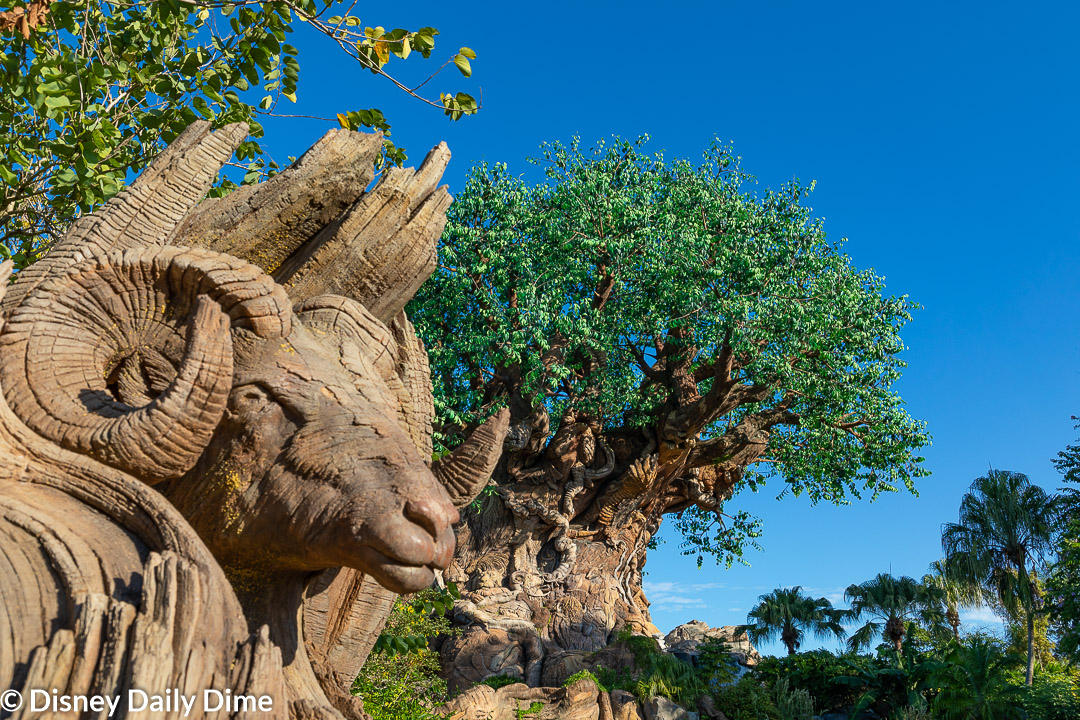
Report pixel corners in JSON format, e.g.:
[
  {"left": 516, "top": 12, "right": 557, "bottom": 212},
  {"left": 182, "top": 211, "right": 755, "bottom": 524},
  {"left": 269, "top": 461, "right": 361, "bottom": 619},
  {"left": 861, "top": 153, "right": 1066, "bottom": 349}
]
[
  {"left": 0, "top": 246, "right": 292, "bottom": 482},
  {"left": 433, "top": 408, "right": 511, "bottom": 507}
]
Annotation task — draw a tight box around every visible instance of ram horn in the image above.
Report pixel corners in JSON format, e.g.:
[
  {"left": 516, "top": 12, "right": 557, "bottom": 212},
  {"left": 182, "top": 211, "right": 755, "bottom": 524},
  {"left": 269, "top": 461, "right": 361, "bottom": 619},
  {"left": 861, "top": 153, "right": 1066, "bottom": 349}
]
[
  {"left": 2, "top": 121, "right": 248, "bottom": 317},
  {"left": 0, "top": 247, "right": 292, "bottom": 483},
  {"left": 432, "top": 408, "right": 510, "bottom": 508}
]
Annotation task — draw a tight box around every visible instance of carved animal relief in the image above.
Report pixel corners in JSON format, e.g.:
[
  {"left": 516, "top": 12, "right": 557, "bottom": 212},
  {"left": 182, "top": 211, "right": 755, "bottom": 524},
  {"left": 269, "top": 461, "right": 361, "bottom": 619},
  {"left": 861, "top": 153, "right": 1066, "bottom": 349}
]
[{"left": 0, "top": 123, "right": 507, "bottom": 720}]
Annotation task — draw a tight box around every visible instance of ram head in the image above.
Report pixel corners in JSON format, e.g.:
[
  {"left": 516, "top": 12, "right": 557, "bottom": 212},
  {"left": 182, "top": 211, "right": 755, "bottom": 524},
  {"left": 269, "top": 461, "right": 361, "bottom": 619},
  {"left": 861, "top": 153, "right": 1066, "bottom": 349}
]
[
  {"left": 0, "top": 123, "right": 514, "bottom": 718},
  {"left": 2, "top": 246, "right": 505, "bottom": 597}
]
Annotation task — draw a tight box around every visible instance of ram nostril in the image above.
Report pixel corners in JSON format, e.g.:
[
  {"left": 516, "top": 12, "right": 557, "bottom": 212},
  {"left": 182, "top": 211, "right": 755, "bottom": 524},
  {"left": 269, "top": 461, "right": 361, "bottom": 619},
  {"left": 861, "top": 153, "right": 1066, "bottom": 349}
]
[{"left": 404, "top": 498, "right": 450, "bottom": 540}]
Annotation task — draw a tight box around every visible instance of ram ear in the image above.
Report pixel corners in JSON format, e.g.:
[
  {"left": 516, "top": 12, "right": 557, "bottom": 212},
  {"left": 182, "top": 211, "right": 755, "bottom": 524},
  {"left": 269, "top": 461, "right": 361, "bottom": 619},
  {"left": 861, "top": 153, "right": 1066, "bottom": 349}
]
[{"left": 432, "top": 409, "right": 510, "bottom": 508}]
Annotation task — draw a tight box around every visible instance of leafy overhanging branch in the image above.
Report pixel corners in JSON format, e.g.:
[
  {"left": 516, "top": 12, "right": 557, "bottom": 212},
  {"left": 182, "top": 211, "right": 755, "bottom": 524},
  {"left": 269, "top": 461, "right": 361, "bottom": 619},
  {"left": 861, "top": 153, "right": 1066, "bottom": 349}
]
[{"left": 0, "top": 0, "right": 480, "bottom": 259}]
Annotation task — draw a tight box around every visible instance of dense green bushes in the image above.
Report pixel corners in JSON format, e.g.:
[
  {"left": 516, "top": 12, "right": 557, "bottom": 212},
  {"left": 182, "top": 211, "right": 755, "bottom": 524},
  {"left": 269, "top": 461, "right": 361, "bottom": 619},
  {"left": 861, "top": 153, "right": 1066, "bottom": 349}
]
[
  {"left": 712, "top": 675, "right": 780, "bottom": 720},
  {"left": 771, "top": 678, "right": 815, "bottom": 720},
  {"left": 1021, "top": 668, "right": 1080, "bottom": 720},
  {"left": 351, "top": 590, "right": 453, "bottom": 720},
  {"left": 751, "top": 634, "right": 1080, "bottom": 720},
  {"left": 756, "top": 648, "right": 871, "bottom": 711}
]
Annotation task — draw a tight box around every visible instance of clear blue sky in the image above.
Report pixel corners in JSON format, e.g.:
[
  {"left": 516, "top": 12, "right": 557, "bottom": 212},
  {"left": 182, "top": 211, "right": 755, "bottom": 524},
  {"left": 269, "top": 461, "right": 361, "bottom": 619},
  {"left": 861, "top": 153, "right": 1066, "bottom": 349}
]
[{"left": 255, "top": 2, "right": 1080, "bottom": 655}]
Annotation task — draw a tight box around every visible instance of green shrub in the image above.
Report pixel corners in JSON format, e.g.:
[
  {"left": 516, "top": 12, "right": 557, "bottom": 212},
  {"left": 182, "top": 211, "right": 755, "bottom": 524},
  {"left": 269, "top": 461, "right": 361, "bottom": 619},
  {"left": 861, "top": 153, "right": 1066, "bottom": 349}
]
[
  {"left": 563, "top": 669, "right": 605, "bottom": 690},
  {"left": 772, "top": 678, "right": 814, "bottom": 720},
  {"left": 513, "top": 700, "right": 544, "bottom": 718},
  {"left": 480, "top": 674, "right": 523, "bottom": 690},
  {"left": 712, "top": 675, "right": 780, "bottom": 720},
  {"left": 892, "top": 697, "right": 932, "bottom": 720},
  {"left": 756, "top": 649, "right": 872, "bottom": 712},
  {"left": 594, "top": 664, "right": 636, "bottom": 694},
  {"left": 696, "top": 637, "right": 740, "bottom": 690},
  {"left": 614, "top": 627, "right": 664, "bottom": 668},
  {"left": 634, "top": 653, "right": 706, "bottom": 708},
  {"left": 351, "top": 590, "right": 452, "bottom": 720},
  {"left": 929, "top": 638, "right": 1025, "bottom": 720},
  {"left": 1022, "top": 672, "right": 1080, "bottom": 720}
]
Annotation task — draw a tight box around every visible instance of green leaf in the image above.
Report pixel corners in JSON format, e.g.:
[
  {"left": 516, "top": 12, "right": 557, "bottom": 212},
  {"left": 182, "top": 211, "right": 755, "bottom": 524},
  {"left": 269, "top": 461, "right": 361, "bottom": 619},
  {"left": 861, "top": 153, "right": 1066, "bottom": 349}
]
[
  {"left": 452, "top": 54, "right": 472, "bottom": 77},
  {"left": 54, "top": 168, "right": 77, "bottom": 185}
]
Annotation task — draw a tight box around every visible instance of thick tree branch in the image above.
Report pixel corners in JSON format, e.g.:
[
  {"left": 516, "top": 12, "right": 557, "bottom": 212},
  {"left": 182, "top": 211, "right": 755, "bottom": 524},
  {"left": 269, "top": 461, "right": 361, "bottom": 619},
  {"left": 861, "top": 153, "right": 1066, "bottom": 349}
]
[
  {"left": 670, "top": 334, "right": 779, "bottom": 438},
  {"left": 686, "top": 402, "right": 799, "bottom": 469},
  {"left": 592, "top": 266, "right": 616, "bottom": 310},
  {"left": 626, "top": 341, "right": 666, "bottom": 383}
]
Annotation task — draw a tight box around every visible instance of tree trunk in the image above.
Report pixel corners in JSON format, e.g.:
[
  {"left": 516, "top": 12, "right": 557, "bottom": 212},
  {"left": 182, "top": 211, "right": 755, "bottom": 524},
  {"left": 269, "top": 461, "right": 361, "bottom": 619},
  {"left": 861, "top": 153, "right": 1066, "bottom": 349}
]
[
  {"left": 438, "top": 406, "right": 768, "bottom": 691},
  {"left": 440, "top": 423, "right": 656, "bottom": 691},
  {"left": 781, "top": 626, "right": 799, "bottom": 656},
  {"left": 1026, "top": 611, "right": 1036, "bottom": 686},
  {"left": 1020, "top": 555, "right": 1035, "bottom": 686},
  {"left": 947, "top": 608, "right": 960, "bottom": 641},
  {"left": 885, "top": 616, "right": 906, "bottom": 652}
]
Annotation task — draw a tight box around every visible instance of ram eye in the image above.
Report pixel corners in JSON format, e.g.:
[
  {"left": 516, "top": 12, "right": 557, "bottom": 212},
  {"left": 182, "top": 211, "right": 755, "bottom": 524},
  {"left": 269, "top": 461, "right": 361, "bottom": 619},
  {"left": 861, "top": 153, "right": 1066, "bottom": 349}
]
[{"left": 230, "top": 384, "right": 274, "bottom": 412}]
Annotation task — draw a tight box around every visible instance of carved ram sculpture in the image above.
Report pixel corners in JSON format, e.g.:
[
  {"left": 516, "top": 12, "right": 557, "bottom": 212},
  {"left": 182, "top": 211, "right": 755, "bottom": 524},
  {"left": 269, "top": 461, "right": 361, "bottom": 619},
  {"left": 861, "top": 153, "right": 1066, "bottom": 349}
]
[{"left": 0, "top": 123, "right": 507, "bottom": 720}]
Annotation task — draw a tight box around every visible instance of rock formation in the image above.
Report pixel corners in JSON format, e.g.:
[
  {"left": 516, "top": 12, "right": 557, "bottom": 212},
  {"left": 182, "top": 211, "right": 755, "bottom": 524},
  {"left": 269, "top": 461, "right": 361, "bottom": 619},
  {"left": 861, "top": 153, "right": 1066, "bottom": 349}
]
[
  {"left": 440, "top": 677, "right": 606, "bottom": 720},
  {"left": 663, "top": 622, "right": 761, "bottom": 668},
  {"left": 0, "top": 122, "right": 506, "bottom": 719},
  {"left": 438, "top": 621, "right": 757, "bottom": 720}
]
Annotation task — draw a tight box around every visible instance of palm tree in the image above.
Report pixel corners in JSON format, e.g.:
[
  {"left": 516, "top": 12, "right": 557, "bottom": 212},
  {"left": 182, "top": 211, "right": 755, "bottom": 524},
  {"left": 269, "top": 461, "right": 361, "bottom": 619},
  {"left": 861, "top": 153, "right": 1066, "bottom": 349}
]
[
  {"left": 743, "top": 586, "right": 845, "bottom": 655},
  {"left": 845, "top": 573, "right": 945, "bottom": 652},
  {"left": 923, "top": 559, "right": 984, "bottom": 641},
  {"left": 930, "top": 637, "right": 1026, "bottom": 720},
  {"left": 941, "top": 469, "right": 1056, "bottom": 685}
]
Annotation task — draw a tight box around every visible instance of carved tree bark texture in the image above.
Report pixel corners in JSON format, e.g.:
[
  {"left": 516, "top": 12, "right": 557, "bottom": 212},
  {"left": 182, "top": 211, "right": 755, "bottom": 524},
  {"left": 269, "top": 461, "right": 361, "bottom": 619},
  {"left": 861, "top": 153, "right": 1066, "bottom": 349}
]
[
  {"left": 0, "top": 123, "right": 507, "bottom": 720},
  {"left": 441, "top": 404, "right": 772, "bottom": 692}
]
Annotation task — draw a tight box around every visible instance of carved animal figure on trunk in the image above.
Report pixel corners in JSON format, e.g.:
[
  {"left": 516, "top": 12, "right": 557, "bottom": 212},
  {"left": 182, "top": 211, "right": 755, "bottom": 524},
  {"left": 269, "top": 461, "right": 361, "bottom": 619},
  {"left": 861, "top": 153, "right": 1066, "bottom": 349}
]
[{"left": 0, "top": 123, "right": 506, "bottom": 719}]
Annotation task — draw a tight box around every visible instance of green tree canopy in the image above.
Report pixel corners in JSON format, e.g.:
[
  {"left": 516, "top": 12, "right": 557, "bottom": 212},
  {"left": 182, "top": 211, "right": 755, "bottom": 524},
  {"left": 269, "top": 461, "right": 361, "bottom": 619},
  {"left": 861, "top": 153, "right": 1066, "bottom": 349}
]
[
  {"left": 0, "top": 0, "right": 478, "bottom": 263},
  {"left": 1048, "top": 424, "right": 1080, "bottom": 665},
  {"left": 411, "top": 137, "right": 929, "bottom": 564},
  {"left": 743, "top": 586, "right": 845, "bottom": 656},
  {"left": 1048, "top": 518, "right": 1080, "bottom": 665}
]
